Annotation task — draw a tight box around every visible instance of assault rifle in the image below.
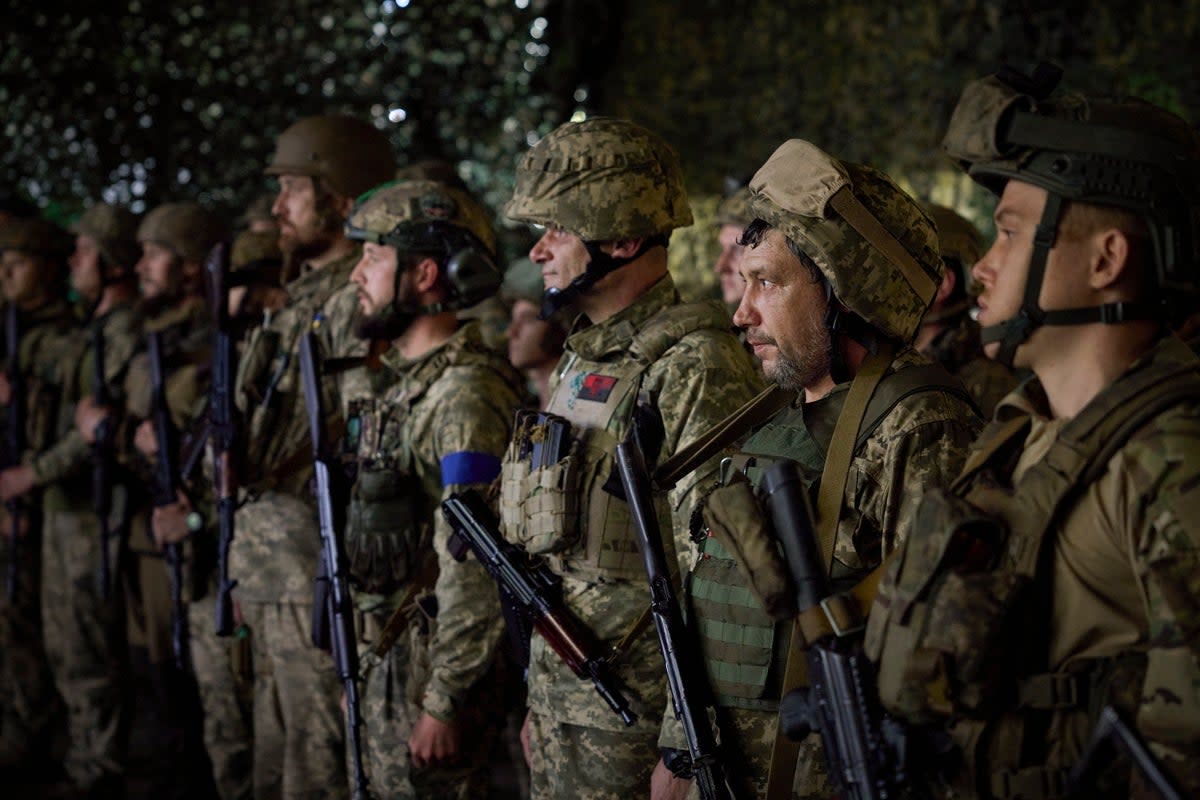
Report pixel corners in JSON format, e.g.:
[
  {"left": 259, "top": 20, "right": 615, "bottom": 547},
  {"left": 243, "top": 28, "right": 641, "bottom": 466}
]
[
  {"left": 3, "top": 304, "right": 23, "bottom": 600},
  {"left": 442, "top": 489, "right": 637, "bottom": 727},
  {"left": 205, "top": 242, "right": 240, "bottom": 638},
  {"left": 765, "top": 460, "right": 907, "bottom": 800},
  {"left": 298, "top": 330, "right": 369, "bottom": 800},
  {"left": 614, "top": 439, "right": 735, "bottom": 799},
  {"left": 147, "top": 331, "right": 190, "bottom": 672}
]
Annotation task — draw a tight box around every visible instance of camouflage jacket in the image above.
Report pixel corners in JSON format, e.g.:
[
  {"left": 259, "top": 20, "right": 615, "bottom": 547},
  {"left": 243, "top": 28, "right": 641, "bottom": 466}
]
[
  {"left": 229, "top": 249, "right": 366, "bottom": 603},
  {"left": 32, "top": 301, "right": 142, "bottom": 511},
  {"left": 346, "top": 321, "right": 522, "bottom": 721},
  {"left": 920, "top": 313, "right": 1020, "bottom": 419},
  {"left": 957, "top": 336, "right": 1200, "bottom": 796},
  {"left": 519, "top": 275, "right": 763, "bottom": 733}
]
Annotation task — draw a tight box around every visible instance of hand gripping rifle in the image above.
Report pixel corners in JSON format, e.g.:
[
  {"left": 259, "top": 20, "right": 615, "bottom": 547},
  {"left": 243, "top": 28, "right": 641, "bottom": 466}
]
[
  {"left": 614, "top": 438, "right": 735, "bottom": 800},
  {"left": 298, "top": 329, "right": 369, "bottom": 800},
  {"left": 3, "top": 304, "right": 24, "bottom": 600},
  {"left": 765, "top": 461, "right": 907, "bottom": 800},
  {"left": 442, "top": 489, "right": 638, "bottom": 727},
  {"left": 205, "top": 242, "right": 240, "bottom": 638},
  {"left": 147, "top": 331, "right": 190, "bottom": 672}
]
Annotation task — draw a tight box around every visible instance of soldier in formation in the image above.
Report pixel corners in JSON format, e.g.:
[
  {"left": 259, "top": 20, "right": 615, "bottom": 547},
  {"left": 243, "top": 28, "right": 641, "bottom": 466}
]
[{"left": 2, "top": 63, "right": 1198, "bottom": 800}]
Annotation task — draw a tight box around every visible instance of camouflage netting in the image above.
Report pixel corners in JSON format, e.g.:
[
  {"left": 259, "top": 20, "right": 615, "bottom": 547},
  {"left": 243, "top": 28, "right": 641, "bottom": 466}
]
[{"left": 3, "top": 0, "right": 1197, "bottom": 300}]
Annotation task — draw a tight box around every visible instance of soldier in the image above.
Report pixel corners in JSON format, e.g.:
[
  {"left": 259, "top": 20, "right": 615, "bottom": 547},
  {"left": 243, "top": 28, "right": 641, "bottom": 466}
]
[
  {"left": 239, "top": 194, "right": 279, "bottom": 236},
  {"left": 0, "top": 218, "right": 74, "bottom": 778},
  {"left": 37, "top": 203, "right": 143, "bottom": 795},
  {"left": 866, "top": 67, "right": 1200, "bottom": 798},
  {"left": 713, "top": 183, "right": 753, "bottom": 311},
  {"left": 651, "top": 140, "right": 982, "bottom": 800},
  {"left": 228, "top": 114, "right": 393, "bottom": 799},
  {"left": 500, "top": 116, "right": 762, "bottom": 800},
  {"left": 339, "top": 178, "right": 523, "bottom": 797},
  {"left": 227, "top": 228, "right": 287, "bottom": 340},
  {"left": 917, "top": 203, "right": 1019, "bottom": 417},
  {"left": 501, "top": 257, "right": 566, "bottom": 409},
  {"left": 77, "top": 201, "right": 226, "bottom": 798}
]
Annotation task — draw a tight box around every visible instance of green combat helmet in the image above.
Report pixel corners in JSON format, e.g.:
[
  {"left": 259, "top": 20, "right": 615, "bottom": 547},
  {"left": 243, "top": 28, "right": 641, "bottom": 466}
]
[
  {"left": 925, "top": 203, "right": 985, "bottom": 313},
  {"left": 264, "top": 115, "right": 396, "bottom": 199},
  {"left": 505, "top": 116, "right": 692, "bottom": 316},
  {"left": 72, "top": 203, "right": 141, "bottom": 273},
  {"left": 137, "top": 203, "right": 228, "bottom": 263},
  {"left": 715, "top": 185, "right": 754, "bottom": 229},
  {"left": 345, "top": 178, "right": 500, "bottom": 312},
  {"left": 942, "top": 62, "right": 1200, "bottom": 365},
  {"left": 0, "top": 217, "right": 73, "bottom": 263},
  {"left": 749, "top": 139, "right": 943, "bottom": 345}
]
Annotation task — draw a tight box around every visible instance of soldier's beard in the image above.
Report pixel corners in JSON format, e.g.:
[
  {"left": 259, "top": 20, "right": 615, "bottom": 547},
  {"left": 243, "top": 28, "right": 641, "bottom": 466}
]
[
  {"left": 137, "top": 287, "right": 183, "bottom": 319},
  {"left": 762, "top": 321, "right": 832, "bottom": 392}
]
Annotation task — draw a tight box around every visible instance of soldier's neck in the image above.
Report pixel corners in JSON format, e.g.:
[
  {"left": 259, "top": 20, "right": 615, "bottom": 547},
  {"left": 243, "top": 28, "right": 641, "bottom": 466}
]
[
  {"left": 303, "top": 235, "right": 356, "bottom": 272},
  {"left": 579, "top": 254, "right": 668, "bottom": 324},
  {"left": 1032, "top": 320, "right": 1160, "bottom": 420},
  {"left": 393, "top": 311, "right": 458, "bottom": 361},
  {"left": 803, "top": 335, "right": 868, "bottom": 402}
]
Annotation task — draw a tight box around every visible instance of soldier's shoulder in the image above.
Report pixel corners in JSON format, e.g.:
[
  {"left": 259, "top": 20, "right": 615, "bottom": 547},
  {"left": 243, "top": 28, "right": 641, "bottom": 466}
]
[
  {"left": 874, "top": 360, "right": 983, "bottom": 442},
  {"left": 1113, "top": 396, "right": 1200, "bottom": 494}
]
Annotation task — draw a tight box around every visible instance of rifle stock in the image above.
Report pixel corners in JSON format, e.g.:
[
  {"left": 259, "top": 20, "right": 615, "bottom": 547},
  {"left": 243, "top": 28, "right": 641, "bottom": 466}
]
[
  {"left": 298, "top": 329, "right": 369, "bottom": 800},
  {"left": 441, "top": 489, "right": 637, "bottom": 727}
]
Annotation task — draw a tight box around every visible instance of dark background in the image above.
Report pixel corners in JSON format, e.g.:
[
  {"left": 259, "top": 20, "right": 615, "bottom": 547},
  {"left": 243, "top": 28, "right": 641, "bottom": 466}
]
[{"left": 3, "top": 0, "right": 1198, "bottom": 298}]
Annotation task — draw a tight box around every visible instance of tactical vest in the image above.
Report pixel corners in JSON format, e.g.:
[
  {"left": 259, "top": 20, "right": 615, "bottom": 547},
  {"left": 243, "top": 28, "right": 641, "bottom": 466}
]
[
  {"left": 866, "top": 343, "right": 1200, "bottom": 799},
  {"left": 499, "top": 301, "right": 730, "bottom": 580},
  {"left": 691, "top": 362, "right": 970, "bottom": 711}
]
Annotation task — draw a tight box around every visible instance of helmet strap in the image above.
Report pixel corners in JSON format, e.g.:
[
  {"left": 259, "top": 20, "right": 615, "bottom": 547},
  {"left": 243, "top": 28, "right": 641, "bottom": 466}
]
[{"left": 539, "top": 235, "right": 665, "bottom": 319}]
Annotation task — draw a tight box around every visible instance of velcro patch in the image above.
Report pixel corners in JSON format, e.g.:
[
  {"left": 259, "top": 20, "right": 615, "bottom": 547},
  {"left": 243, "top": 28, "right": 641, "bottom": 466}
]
[{"left": 577, "top": 373, "right": 618, "bottom": 403}]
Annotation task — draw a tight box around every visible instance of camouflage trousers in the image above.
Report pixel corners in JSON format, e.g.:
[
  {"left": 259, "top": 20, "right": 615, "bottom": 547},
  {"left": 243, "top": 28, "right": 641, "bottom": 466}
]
[
  {"left": 527, "top": 709, "right": 658, "bottom": 800},
  {"left": 124, "top": 511, "right": 176, "bottom": 664},
  {"left": 40, "top": 506, "right": 121, "bottom": 787},
  {"left": 356, "top": 614, "right": 496, "bottom": 799},
  {"left": 1, "top": 506, "right": 66, "bottom": 772},
  {"left": 242, "top": 599, "right": 348, "bottom": 800},
  {"left": 190, "top": 593, "right": 253, "bottom": 800}
]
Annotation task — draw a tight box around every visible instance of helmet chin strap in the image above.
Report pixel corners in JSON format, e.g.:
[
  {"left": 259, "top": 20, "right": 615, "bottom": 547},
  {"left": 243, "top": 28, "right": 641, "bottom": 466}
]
[
  {"left": 539, "top": 237, "right": 664, "bottom": 320},
  {"left": 979, "top": 193, "right": 1161, "bottom": 368}
]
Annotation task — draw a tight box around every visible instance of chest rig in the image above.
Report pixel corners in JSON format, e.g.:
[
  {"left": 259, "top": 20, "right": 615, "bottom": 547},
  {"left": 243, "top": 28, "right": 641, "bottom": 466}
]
[
  {"left": 499, "top": 302, "right": 728, "bottom": 580},
  {"left": 866, "top": 343, "right": 1200, "bottom": 799},
  {"left": 690, "top": 361, "right": 967, "bottom": 711}
]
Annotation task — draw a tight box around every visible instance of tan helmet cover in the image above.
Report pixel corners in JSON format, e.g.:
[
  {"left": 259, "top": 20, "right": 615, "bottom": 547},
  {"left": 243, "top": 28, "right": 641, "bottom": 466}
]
[
  {"left": 715, "top": 186, "right": 754, "bottom": 228},
  {"left": 264, "top": 115, "right": 396, "bottom": 199},
  {"left": 137, "top": 203, "right": 228, "bottom": 263},
  {"left": 749, "top": 139, "right": 943, "bottom": 343},
  {"left": 345, "top": 179, "right": 497, "bottom": 256},
  {"left": 505, "top": 116, "right": 693, "bottom": 241},
  {"left": 72, "top": 203, "right": 141, "bottom": 270}
]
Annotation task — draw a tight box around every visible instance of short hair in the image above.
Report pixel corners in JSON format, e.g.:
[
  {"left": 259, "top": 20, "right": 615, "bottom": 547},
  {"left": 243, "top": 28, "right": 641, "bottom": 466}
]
[{"left": 739, "top": 218, "right": 827, "bottom": 287}]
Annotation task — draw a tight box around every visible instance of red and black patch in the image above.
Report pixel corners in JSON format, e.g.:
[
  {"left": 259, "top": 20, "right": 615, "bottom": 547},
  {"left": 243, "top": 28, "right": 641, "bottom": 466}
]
[{"left": 577, "top": 373, "right": 618, "bottom": 402}]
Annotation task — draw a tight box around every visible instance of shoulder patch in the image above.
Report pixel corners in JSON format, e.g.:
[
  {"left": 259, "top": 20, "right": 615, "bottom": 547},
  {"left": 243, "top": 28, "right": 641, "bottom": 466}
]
[{"left": 577, "top": 373, "right": 619, "bottom": 402}]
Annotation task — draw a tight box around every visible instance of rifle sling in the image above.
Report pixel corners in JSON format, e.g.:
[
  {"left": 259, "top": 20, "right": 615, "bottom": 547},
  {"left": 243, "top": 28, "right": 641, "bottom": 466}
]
[
  {"left": 371, "top": 558, "right": 440, "bottom": 658},
  {"left": 653, "top": 385, "right": 793, "bottom": 490},
  {"left": 765, "top": 344, "right": 893, "bottom": 800}
]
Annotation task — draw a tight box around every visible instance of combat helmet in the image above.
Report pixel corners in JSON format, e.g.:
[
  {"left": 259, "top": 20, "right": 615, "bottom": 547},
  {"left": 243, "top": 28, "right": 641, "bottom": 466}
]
[
  {"left": 942, "top": 63, "right": 1200, "bottom": 364},
  {"left": 264, "top": 115, "right": 396, "bottom": 199},
  {"left": 138, "top": 203, "right": 227, "bottom": 264},
  {"left": 715, "top": 185, "right": 754, "bottom": 229},
  {"left": 72, "top": 203, "right": 141, "bottom": 273},
  {"left": 748, "top": 139, "right": 943, "bottom": 344},
  {"left": 506, "top": 117, "right": 692, "bottom": 316},
  {"left": 345, "top": 178, "right": 500, "bottom": 311},
  {"left": 0, "top": 217, "right": 73, "bottom": 263},
  {"left": 925, "top": 203, "right": 985, "bottom": 312}
]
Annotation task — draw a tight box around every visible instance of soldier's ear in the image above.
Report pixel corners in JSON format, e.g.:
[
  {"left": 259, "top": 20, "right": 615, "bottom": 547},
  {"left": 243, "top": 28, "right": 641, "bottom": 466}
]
[
  {"left": 1089, "top": 227, "right": 1133, "bottom": 294},
  {"left": 413, "top": 255, "right": 442, "bottom": 294},
  {"left": 607, "top": 237, "right": 645, "bottom": 259}
]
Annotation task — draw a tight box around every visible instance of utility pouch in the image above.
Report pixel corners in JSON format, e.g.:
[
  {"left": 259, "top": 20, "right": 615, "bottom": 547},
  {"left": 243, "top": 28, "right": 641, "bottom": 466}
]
[
  {"left": 869, "top": 488, "right": 1025, "bottom": 722},
  {"left": 344, "top": 467, "right": 420, "bottom": 592}
]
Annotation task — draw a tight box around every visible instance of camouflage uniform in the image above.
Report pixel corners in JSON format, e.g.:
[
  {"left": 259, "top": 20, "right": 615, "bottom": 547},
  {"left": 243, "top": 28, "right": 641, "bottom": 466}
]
[
  {"left": 865, "top": 68, "right": 1200, "bottom": 799},
  {"left": 0, "top": 293, "right": 75, "bottom": 771},
  {"left": 659, "top": 140, "right": 981, "bottom": 799},
  {"left": 501, "top": 117, "right": 763, "bottom": 800},
  {"left": 230, "top": 252, "right": 364, "bottom": 800},
  {"left": 38, "top": 300, "right": 142, "bottom": 786},
  {"left": 348, "top": 322, "right": 521, "bottom": 797}
]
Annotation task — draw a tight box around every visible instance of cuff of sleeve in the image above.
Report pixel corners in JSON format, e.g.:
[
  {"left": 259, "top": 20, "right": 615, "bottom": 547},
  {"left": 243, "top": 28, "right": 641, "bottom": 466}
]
[
  {"left": 421, "top": 685, "right": 459, "bottom": 723},
  {"left": 657, "top": 704, "right": 688, "bottom": 750}
]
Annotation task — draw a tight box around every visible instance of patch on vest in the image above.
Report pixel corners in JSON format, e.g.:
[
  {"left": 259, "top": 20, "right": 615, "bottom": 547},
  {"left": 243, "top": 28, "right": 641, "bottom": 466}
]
[{"left": 577, "top": 373, "right": 618, "bottom": 403}]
